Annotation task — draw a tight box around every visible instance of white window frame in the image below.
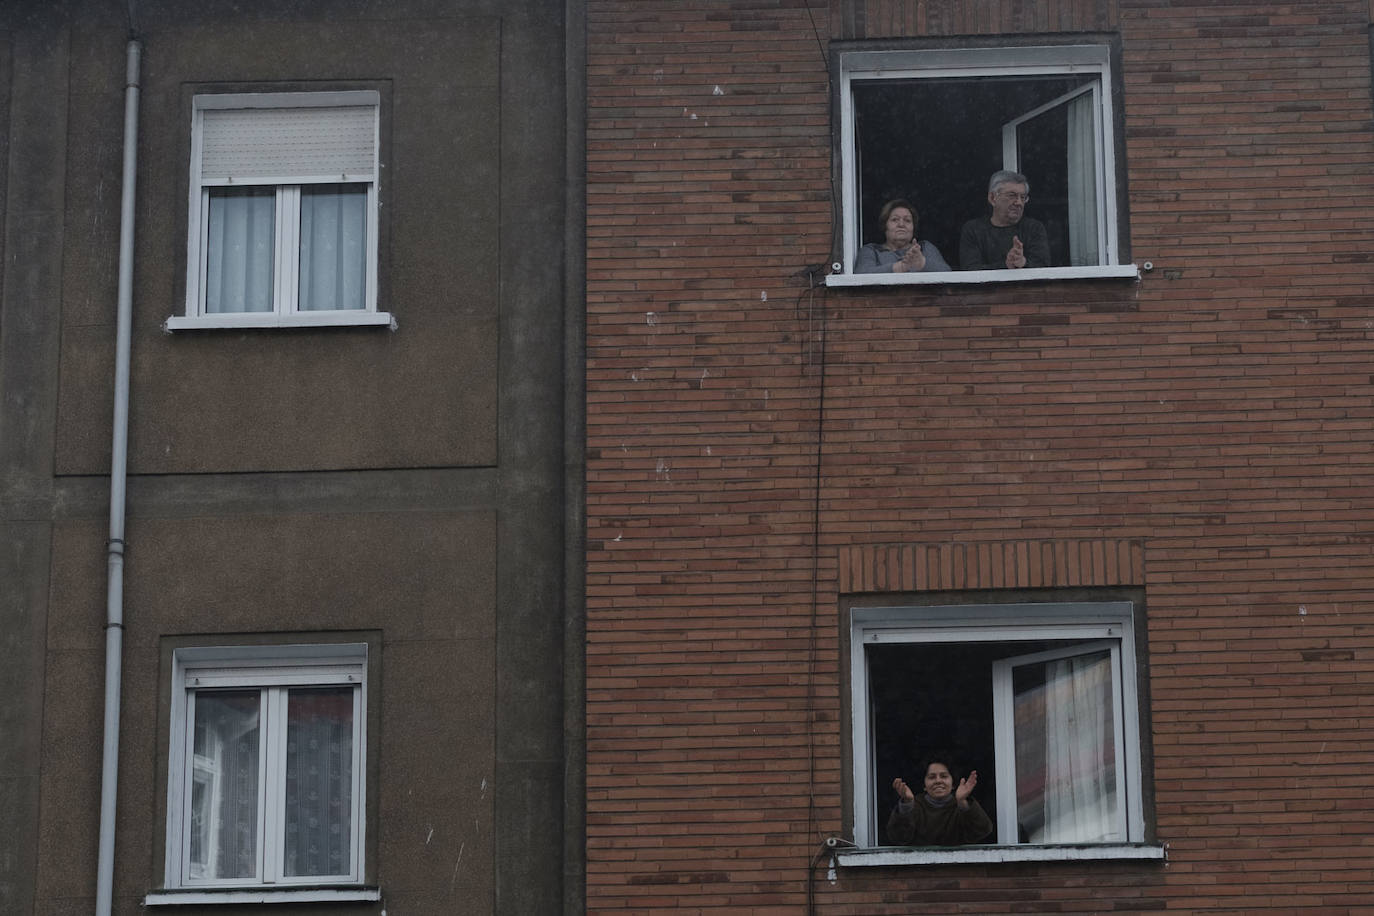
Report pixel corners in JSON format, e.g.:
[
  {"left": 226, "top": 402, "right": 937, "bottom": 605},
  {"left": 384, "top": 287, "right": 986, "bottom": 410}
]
[
  {"left": 828, "top": 45, "right": 1139, "bottom": 287},
  {"left": 843, "top": 601, "right": 1163, "bottom": 866},
  {"left": 147, "top": 644, "right": 375, "bottom": 906},
  {"left": 168, "top": 91, "right": 393, "bottom": 331},
  {"left": 991, "top": 639, "right": 1129, "bottom": 844}
]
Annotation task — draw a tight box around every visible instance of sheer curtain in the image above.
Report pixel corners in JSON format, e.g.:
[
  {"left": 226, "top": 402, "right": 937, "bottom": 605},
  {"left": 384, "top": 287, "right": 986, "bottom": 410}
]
[
  {"left": 299, "top": 184, "right": 367, "bottom": 312},
  {"left": 1066, "top": 92, "right": 1100, "bottom": 267},
  {"left": 284, "top": 686, "right": 354, "bottom": 877},
  {"left": 204, "top": 183, "right": 366, "bottom": 314},
  {"left": 205, "top": 189, "right": 275, "bottom": 314},
  {"left": 1038, "top": 650, "right": 1119, "bottom": 842},
  {"left": 189, "top": 690, "right": 261, "bottom": 879}
]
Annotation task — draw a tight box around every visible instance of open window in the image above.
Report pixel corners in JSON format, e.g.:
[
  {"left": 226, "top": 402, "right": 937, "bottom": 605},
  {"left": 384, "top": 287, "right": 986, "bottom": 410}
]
[
  {"left": 830, "top": 44, "right": 1137, "bottom": 285},
  {"left": 992, "top": 640, "right": 1127, "bottom": 844},
  {"left": 847, "top": 601, "right": 1160, "bottom": 863}
]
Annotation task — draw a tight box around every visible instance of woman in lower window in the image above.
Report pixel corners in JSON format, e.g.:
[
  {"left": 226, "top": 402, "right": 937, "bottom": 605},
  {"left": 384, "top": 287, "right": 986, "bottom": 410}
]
[
  {"left": 855, "top": 199, "right": 952, "bottom": 274},
  {"left": 887, "top": 755, "right": 993, "bottom": 846}
]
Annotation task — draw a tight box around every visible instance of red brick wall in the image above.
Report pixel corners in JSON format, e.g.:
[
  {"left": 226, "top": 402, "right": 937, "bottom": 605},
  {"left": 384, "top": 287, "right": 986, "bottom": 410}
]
[{"left": 586, "top": 1, "right": 1374, "bottom": 912}]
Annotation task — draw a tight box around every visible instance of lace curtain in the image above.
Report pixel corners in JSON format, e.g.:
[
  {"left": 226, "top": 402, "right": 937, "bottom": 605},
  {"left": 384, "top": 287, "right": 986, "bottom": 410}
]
[
  {"left": 189, "top": 686, "right": 354, "bottom": 880},
  {"left": 1011, "top": 650, "right": 1126, "bottom": 845},
  {"left": 1014, "top": 648, "right": 1122, "bottom": 843},
  {"left": 1066, "top": 91, "right": 1100, "bottom": 267}
]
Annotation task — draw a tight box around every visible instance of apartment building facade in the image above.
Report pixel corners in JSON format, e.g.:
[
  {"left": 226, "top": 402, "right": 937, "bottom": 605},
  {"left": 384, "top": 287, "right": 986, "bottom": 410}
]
[
  {"left": 0, "top": 1, "right": 582, "bottom": 913},
  {"left": 586, "top": 0, "right": 1374, "bottom": 912}
]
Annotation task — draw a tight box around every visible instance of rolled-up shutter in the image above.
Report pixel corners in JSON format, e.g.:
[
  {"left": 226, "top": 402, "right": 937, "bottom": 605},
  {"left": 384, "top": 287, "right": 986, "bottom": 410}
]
[{"left": 199, "top": 97, "right": 377, "bottom": 185}]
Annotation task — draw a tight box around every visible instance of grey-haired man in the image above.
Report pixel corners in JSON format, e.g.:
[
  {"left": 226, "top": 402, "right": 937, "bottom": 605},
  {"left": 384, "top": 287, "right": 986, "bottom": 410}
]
[{"left": 959, "top": 170, "right": 1050, "bottom": 270}]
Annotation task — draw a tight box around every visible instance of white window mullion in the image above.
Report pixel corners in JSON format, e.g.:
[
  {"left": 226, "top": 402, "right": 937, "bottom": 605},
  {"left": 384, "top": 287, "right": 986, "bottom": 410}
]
[
  {"left": 350, "top": 683, "right": 366, "bottom": 880},
  {"left": 851, "top": 645, "right": 875, "bottom": 846},
  {"left": 1090, "top": 82, "right": 1109, "bottom": 263},
  {"left": 1094, "top": 81, "right": 1120, "bottom": 264},
  {"left": 363, "top": 98, "right": 381, "bottom": 317},
  {"left": 275, "top": 186, "right": 301, "bottom": 314},
  {"left": 1109, "top": 644, "right": 1132, "bottom": 840},
  {"left": 193, "top": 189, "right": 213, "bottom": 316},
  {"left": 186, "top": 109, "right": 208, "bottom": 317},
  {"left": 365, "top": 184, "right": 380, "bottom": 317},
  {"left": 179, "top": 690, "right": 200, "bottom": 883},
  {"left": 991, "top": 664, "right": 1018, "bottom": 845},
  {"left": 260, "top": 686, "right": 284, "bottom": 884},
  {"left": 840, "top": 79, "right": 859, "bottom": 274}
]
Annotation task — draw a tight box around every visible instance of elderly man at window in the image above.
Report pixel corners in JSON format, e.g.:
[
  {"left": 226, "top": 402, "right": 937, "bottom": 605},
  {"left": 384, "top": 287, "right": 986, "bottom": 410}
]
[{"left": 959, "top": 170, "right": 1051, "bottom": 270}]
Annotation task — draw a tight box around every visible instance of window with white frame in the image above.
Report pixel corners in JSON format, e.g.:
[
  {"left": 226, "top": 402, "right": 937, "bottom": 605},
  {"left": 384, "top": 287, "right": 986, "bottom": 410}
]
[
  {"left": 848, "top": 602, "right": 1157, "bottom": 861},
  {"left": 170, "top": 91, "right": 390, "bottom": 330},
  {"left": 830, "top": 44, "right": 1136, "bottom": 285},
  {"left": 159, "top": 644, "right": 369, "bottom": 895}
]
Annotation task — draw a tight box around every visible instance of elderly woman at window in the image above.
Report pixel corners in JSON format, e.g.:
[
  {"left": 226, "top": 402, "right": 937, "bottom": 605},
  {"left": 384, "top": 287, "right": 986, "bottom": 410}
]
[
  {"left": 886, "top": 755, "right": 993, "bottom": 846},
  {"left": 855, "top": 199, "right": 952, "bottom": 274}
]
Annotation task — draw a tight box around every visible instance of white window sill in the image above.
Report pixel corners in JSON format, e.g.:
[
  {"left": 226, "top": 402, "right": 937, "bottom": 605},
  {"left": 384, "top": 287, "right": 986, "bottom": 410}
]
[
  {"left": 145, "top": 886, "right": 381, "bottom": 906},
  {"left": 835, "top": 843, "right": 1166, "bottom": 867},
  {"left": 825, "top": 264, "right": 1140, "bottom": 287},
  {"left": 164, "top": 311, "right": 396, "bottom": 331}
]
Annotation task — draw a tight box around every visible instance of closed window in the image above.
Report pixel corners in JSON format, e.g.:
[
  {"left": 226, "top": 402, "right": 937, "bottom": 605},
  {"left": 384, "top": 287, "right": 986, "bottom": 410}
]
[
  {"left": 171, "top": 92, "right": 390, "bottom": 329},
  {"left": 848, "top": 601, "right": 1158, "bottom": 862},
  {"left": 830, "top": 45, "right": 1136, "bottom": 285},
  {"left": 161, "top": 645, "right": 368, "bottom": 892}
]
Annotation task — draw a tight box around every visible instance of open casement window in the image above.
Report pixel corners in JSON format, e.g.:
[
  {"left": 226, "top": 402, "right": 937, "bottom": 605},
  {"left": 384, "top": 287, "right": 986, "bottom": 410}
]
[
  {"left": 169, "top": 91, "right": 392, "bottom": 330},
  {"left": 846, "top": 602, "right": 1160, "bottom": 864},
  {"left": 830, "top": 45, "right": 1136, "bottom": 286},
  {"left": 1002, "top": 84, "right": 1103, "bottom": 268},
  {"left": 992, "top": 641, "right": 1127, "bottom": 844},
  {"left": 157, "top": 645, "right": 372, "bottom": 900}
]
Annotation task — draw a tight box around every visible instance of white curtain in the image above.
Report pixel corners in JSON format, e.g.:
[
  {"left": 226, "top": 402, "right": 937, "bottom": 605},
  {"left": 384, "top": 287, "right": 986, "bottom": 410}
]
[
  {"left": 1066, "top": 93, "right": 1100, "bottom": 267},
  {"left": 283, "top": 686, "right": 354, "bottom": 877},
  {"left": 205, "top": 189, "right": 275, "bottom": 314},
  {"left": 205, "top": 184, "right": 366, "bottom": 314},
  {"left": 1037, "top": 651, "right": 1119, "bottom": 842},
  {"left": 189, "top": 690, "right": 261, "bottom": 879},
  {"left": 299, "top": 185, "right": 367, "bottom": 312}
]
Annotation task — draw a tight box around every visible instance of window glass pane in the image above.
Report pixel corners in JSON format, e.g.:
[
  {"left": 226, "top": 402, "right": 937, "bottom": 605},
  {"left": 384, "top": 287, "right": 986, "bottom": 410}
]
[
  {"left": 298, "top": 184, "right": 367, "bottom": 311},
  {"left": 284, "top": 686, "right": 355, "bottom": 877},
  {"left": 189, "top": 690, "right": 261, "bottom": 879},
  {"left": 1011, "top": 648, "right": 1119, "bottom": 843},
  {"left": 205, "top": 188, "right": 275, "bottom": 314}
]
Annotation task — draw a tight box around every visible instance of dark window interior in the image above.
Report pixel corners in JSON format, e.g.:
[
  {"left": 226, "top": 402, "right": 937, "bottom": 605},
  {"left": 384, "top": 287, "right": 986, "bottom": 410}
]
[
  {"left": 852, "top": 75, "right": 1095, "bottom": 268},
  {"left": 867, "top": 637, "right": 1078, "bottom": 845}
]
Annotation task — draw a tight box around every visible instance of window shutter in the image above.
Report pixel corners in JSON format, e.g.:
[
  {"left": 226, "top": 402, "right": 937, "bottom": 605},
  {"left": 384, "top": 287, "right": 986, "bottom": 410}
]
[{"left": 200, "top": 105, "right": 376, "bottom": 184}]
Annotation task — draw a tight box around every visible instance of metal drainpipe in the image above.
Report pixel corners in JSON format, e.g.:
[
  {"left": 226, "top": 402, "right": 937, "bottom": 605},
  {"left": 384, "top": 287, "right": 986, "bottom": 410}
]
[{"left": 95, "top": 36, "right": 141, "bottom": 916}]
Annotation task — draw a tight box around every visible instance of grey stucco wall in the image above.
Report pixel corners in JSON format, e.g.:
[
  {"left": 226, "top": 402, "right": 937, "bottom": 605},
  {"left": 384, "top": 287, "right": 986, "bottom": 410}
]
[
  {"left": 0, "top": 1, "right": 582, "bottom": 913},
  {"left": 0, "top": 9, "right": 66, "bottom": 914}
]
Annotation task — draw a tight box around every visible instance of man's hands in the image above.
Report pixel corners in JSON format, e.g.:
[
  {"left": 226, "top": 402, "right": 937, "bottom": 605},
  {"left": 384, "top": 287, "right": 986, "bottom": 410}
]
[
  {"left": 892, "top": 244, "right": 926, "bottom": 273},
  {"left": 1005, "top": 236, "right": 1026, "bottom": 269}
]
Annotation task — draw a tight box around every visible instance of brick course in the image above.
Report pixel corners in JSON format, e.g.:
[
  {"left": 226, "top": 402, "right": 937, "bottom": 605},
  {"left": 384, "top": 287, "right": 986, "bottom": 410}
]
[{"left": 587, "top": 0, "right": 1374, "bottom": 911}]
